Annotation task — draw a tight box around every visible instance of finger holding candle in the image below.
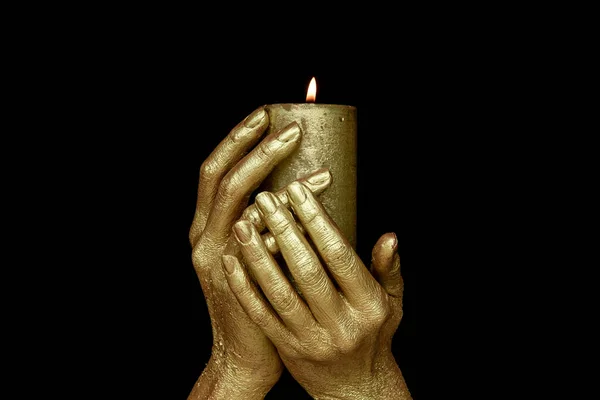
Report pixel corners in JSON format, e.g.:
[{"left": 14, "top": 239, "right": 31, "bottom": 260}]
[
  {"left": 203, "top": 122, "right": 302, "bottom": 241},
  {"left": 255, "top": 191, "right": 344, "bottom": 326},
  {"left": 189, "top": 106, "right": 268, "bottom": 245},
  {"left": 221, "top": 156, "right": 327, "bottom": 260},
  {"left": 261, "top": 100, "right": 357, "bottom": 247},
  {"left": 223, "top": 219, "right": 306, "bottom": 261},
  {"left": 241, "top": 168, "right": 332, "bottom": 232},
  {"left": 285, "top": 182, "right": 383, "bottom": 309},
  {"left": 234, "top": 168, "right": 330, "bottom": 256},
  {"left": 232, "top": 220, "right": 317, "bottom": 335}
]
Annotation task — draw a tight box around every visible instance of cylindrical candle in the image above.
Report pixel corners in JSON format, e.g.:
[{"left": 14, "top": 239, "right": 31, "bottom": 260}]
[{"left": 259, "top": 103, "right": 357, "bottom": 248}]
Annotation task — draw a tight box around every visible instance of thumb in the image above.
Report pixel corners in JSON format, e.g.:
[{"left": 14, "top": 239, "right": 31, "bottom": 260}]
[{"left": 371, "top": 232, "right": 403, "bottom": 298}]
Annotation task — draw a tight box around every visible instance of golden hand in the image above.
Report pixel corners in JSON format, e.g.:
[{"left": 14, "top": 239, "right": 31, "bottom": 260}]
[
  {"left": 223, "top": 183, "right": 412, "bottom": 400},
  {"left": 187, "top": 107, "right": 332, "bottom": 399}
]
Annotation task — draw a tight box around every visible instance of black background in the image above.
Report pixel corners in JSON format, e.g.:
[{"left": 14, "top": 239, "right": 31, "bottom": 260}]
[{"left": 41, "top": 47, "right": 425, "bottom": 399}]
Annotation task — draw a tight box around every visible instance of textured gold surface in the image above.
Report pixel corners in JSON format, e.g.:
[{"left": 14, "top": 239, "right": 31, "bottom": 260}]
[
  {"left": 189, "top": 106, "right": 411, "bottom": 399},
  {"left": 259, "top": 104, "right": 357, "bottom": 248}
]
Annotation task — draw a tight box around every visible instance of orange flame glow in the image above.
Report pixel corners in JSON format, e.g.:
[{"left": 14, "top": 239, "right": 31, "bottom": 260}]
[{"left": 306, "top": 77, "right": 317, "bottom": 102}]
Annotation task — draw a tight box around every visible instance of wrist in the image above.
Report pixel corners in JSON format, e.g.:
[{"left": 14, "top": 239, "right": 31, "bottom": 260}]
[
  {"left": 188, "top": 354, "right": 281, "bottom": 400},
  {"left": 312, "top": 351, "right": 412, "bottom": 400},
  {"left": 364, "top": 352, "right": 412, "bottom": 400}
]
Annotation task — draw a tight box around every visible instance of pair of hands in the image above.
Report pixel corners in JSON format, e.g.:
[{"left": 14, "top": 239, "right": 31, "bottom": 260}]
[{"left": 187, "top": 107, "right": 411, "bottom": 399}]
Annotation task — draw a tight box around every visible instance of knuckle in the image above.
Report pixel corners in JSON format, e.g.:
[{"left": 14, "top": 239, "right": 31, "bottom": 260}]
[
  {"left": 371, "top": 301, "right": 391, "bottom": 323},
  {"left": 294, "top": 338, "right": 332, "bottom": 361},
  {"left": 242, "top": 206, "right": 261, "bottom": 226},
  {"left": 200, "top": 160, "right": 219, "bottom": 182},
  {"left": 286, "top": 330, "right": 337, "bottom": 361},
  {"left": 310, "top": 347, "right": 336, "bottom": 362},
  {"left": 322, "top": 239, "right": 351, "bottom": 263},
  {"left": 191, "top": 243, "right": 208, "bottom": 270},
  {"left": 299, "top": 205, "right": 320, "bottom": 225},
  {"left": 191, "top": 236, "right": 221, "bottom": 271},
  {"left": 258, "top": 141, "right": 277, "bottom": 159},
  {"left": 323, "top": 239, "right": 357, "bottom": 275},
  {"left": 269, "top": 215, "right": 294, "bottom": 236},
  {"left": 279, "top": 344, "right": 303, "bottom": 360},
  {"left": 263, "top": 233, "right": 277, "bottom": 250},
  {"left": 363, "top": 299, "right": 391, "bottom": 328},
  {"left": 270, "top": 285, "right": 299, "bottom": 315},
  {"left": 296, "top": 263, "right": 326, "bottom": 290},
  {"left": 188, "top": 226, "right": 199, "bottom": 246},
  {"left": 302, "top": 213, "right": 319, "bottom": 228},
  {"left": 217, "top": 173, "right": 239, "bottom": 201},
  {"left": 336, "top": 336, "right": 358, "bottom": 354},
  {"left": 249, "top": 305, "right": 269, "bottom": 327},
  {"left": 263, "top": 235, "right": 278, "bottom": 254}
]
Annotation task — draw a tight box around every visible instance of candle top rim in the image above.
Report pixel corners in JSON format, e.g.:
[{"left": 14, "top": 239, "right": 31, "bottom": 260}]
[{"left": 266, "top": 103, "right": 356, "bottom": 110}]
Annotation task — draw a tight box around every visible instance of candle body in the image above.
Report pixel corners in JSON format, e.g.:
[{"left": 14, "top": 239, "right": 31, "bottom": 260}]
[{"left": 260, "top": 104, "right": 357, "bottom": 248}]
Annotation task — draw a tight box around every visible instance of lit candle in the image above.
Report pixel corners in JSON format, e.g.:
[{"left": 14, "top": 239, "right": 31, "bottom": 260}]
[{"left": 259, "top": 77, "right": 357, "bottom": 247}]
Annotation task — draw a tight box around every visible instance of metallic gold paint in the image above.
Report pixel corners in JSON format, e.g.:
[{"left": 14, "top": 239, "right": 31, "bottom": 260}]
[{"left": 189, "top": 106, "right": 411, "bottom": 400}]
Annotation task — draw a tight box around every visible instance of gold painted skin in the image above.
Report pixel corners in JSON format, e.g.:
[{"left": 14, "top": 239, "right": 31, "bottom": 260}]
[
  {"left": 188, "top": 107, "right": 330, "bottom": 399},
  {"left": 225, "top": 186, "right": 412, "bottom": 400},
  {"left": 189, "top": 107, "right": 412, "bottom": 399}
]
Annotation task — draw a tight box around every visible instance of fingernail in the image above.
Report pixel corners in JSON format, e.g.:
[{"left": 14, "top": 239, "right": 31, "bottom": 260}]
[
  {"left": 222, "top": 255, "right": 238, "bottom": 274},
  {"left": 276, "top": 122, "right": 300, "bottom": 143},
  {"left": 244, "top": 108, "right": 266, "bottom": 128},
  {"left": 287, "top": 182, "right": 307, "bottom": 205},
  {"left": 389, "top": 232, "right": 398, "bottom": 251},
  {"left": 306, "top": 169, "right": 331, "bottom": 185},
  {"left": 256, "top": 192, "right": 278, "bottom": 216},
  {"left": 233, "top": 220, "right": 254, "bottom": 245}
]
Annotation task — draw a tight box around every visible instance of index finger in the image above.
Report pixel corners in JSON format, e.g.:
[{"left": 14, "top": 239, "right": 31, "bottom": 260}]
[
  {"left": 189, "top": 107, "right": 268, "bottom": 245},
  {"left": 285, "top": 182, "right": 382, "bottom": 308},
  {"left": 241, "top": 168, "right": 332, "bottom": 232}
]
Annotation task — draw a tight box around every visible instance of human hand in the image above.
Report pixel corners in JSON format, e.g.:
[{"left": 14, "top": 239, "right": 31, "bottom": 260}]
[
  {"left": 187, "top": 107, "right": 332, "bottom": 399},
  {"left": 223, "top": 182, "right": 412, "bottom": 400}
]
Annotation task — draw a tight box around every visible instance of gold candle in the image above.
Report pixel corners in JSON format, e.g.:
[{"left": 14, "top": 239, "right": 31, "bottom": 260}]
[{"left": 259, "top": 78, "right": 357, "bottom": 248}]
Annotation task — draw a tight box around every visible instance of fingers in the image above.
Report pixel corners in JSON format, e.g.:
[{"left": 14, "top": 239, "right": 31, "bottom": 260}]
[
  {"left": 371, "top": 233, "right": 403, "bottom": 298},
  {"left": 229, "top": 168, "right": 330, "bottom": 256},
  {"left": 233, "top": 220, "right": 317, "bottom": 335},
  {"left": 189, "top": 107, "right": 269, "bottom": 245},
  {"left": 285, "top": 182, "right": 382, "bottom": 308},
  {"left": 203, "top": 122, "right": 302, "bottom": 241},
  {"left": 255, "top": 191, "right": 344, "bottom": 326},
  {"left": 221, "top": 255, "right": 292, "bottom": 348},
  {"left": 241, "top": 168, "right": 332, "bottom": 233},
  {"left": 263, "top": 224, "right": 306, "bottom": 254},
  {"left": 222, "top": 224, "right": 305, "bottom": 263}
]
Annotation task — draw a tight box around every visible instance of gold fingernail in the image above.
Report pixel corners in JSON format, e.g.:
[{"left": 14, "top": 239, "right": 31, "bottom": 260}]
[
  {"left": 306, "top": 169, "right": 331, "bottom": 185},
  {"left": 222, "top": 255, "right": 238, "bottom": 274},
  {"left": 256, "top": 192, "right": 278, "bottom": 215},
  {"left": 287, "top": 182, "right": 307, "bottom": 205},
  {"left": 233, "top": 220, "right": 254, "bottom": 244},
  {"left": 244, "top": 108, "right": 266, "bottom": 128},
  {"left": 390, "top": 232, "right": 398, "bottom": 251},
  {"left": 276, "top": 122, "right": 301, "bottom": 143}
]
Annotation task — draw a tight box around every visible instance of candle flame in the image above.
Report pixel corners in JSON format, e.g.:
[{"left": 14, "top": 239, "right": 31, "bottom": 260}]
[{"left": 306, "top": 77, "right": 317, "bottom": 102}]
